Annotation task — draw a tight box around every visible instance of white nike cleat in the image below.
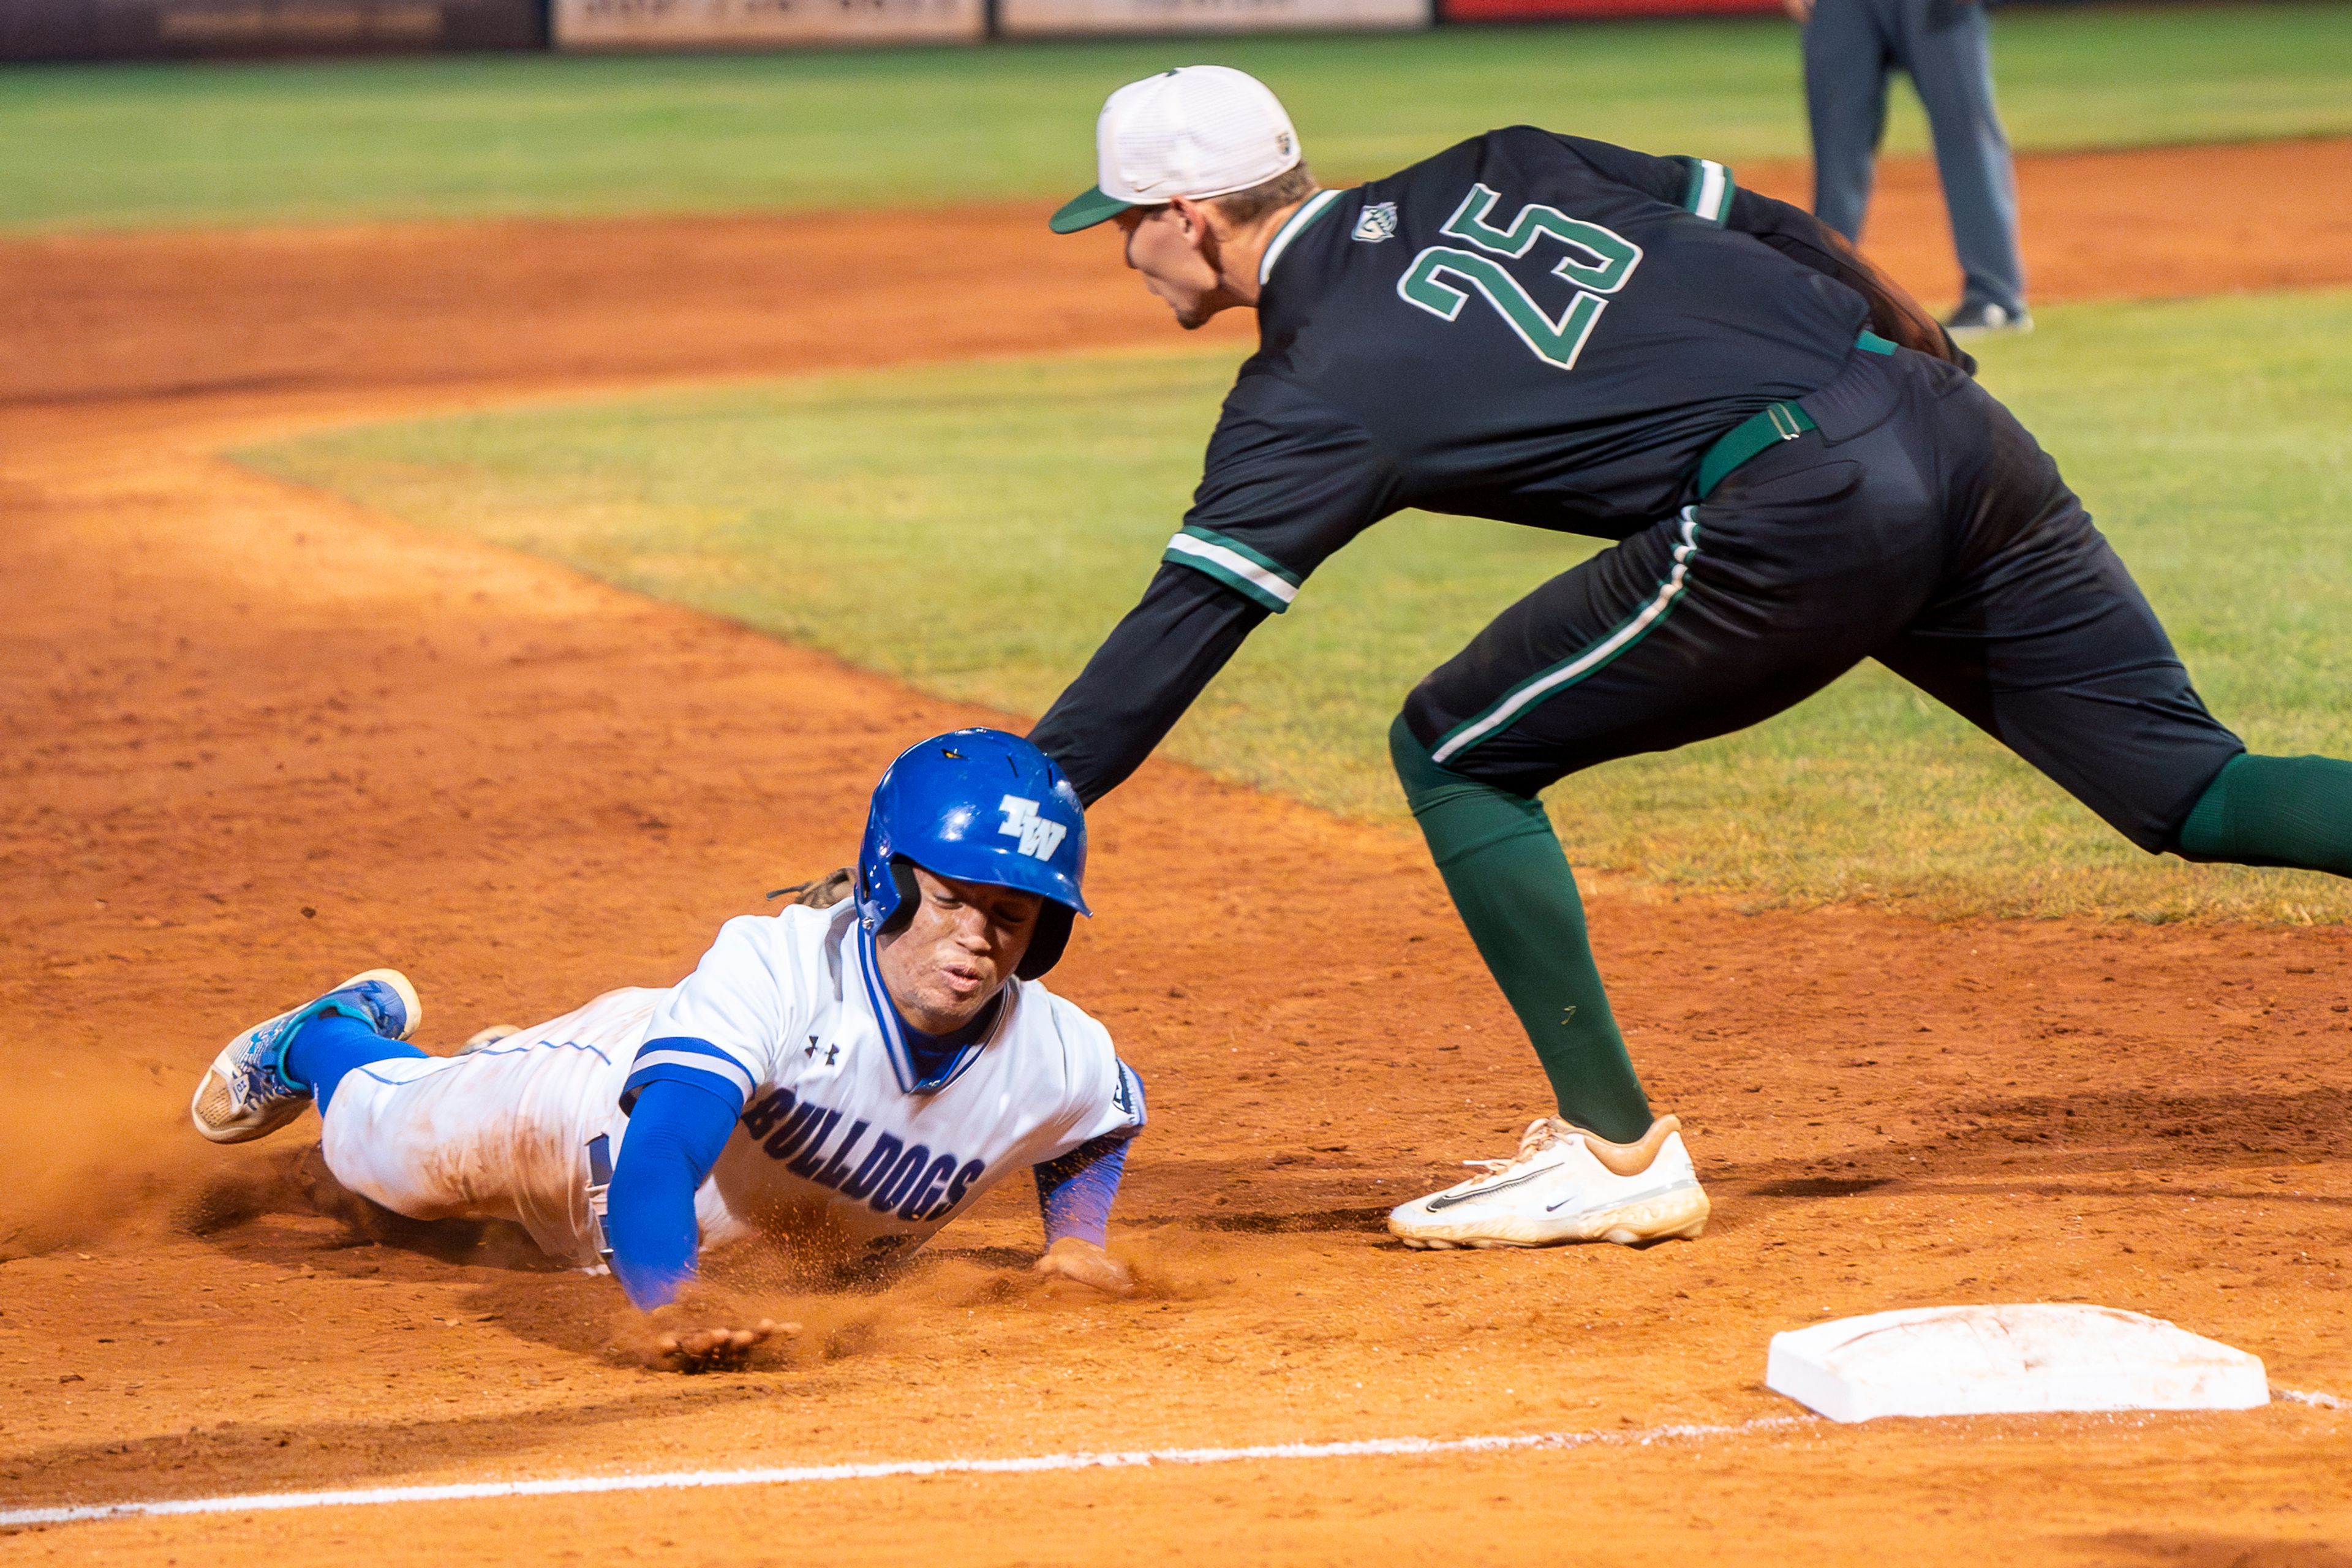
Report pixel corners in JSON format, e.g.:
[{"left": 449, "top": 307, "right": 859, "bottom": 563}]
[
  {"left": 1388, "top": 1114, "right": 1709, "bottom": 1250},
  {"left": 189, "top": 969, "right": 421, "bottom": 1145}
]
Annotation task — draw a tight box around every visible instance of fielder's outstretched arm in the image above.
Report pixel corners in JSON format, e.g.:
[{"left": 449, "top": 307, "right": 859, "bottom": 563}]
[
  {"left": 1031, "top": 382, "right": 1398, "bottom": 804},
  {"left": 1030, "top": 567, "right": 1267, "bottom": 806}
]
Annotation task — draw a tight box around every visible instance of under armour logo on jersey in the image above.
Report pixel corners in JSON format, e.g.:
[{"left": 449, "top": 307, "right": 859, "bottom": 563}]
[
  {"left": 1353, "top": 202, "right": 1399, "bottom": 243},
  {"left": 997, "top": 794, "right": 1068, "bottom": 861}
]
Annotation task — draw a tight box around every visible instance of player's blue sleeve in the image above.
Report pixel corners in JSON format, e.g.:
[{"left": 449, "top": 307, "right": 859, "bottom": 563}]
[
  {"left": 620, "top": 1035, "right": 755, "bottom": 1117},
  {"left": 1034, "top": 1133, "right": 1133, "bottom": 1250},
  {"left": 606, "top": 1078, "right": 737, "bottom": 1311}
]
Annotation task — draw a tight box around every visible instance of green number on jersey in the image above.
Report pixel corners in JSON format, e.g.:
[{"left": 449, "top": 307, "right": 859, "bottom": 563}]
[
  {"left": 1439, "top": 183, "right": 1643, "bottom": 292},
  {"left": 1396, "top": 183, "right": 1645, "bottom": 371},
  {"left": 1398, "top": 248, "right": 1611, "bottom": 371}
]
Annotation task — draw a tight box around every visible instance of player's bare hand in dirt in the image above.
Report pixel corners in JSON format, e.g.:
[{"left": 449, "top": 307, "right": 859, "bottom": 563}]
[
  {"left": 650, "top": 1319, "right": 778, "bottom": 1373},
  {"left": 1031, "top": 1237, "right": 1134, "bottom": 1297},
  {"left": 638, "top": 1306, "right": 799, "bottom": 1374}
]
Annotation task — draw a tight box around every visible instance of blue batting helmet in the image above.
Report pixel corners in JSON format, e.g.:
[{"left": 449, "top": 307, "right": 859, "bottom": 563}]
[{"left": 855, "top": 728, "right": 1090, "bottom": 979}]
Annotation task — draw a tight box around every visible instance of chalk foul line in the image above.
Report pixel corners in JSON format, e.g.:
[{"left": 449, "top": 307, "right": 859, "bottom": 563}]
[
  {"left": 0, "top": 1415, "right": 1810, "bottom": 1530},
  {"left": 6, "top": 1392, "right": 2341, "bottom": 1531}
]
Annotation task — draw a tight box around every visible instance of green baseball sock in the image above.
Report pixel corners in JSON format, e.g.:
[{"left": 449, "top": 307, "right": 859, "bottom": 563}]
[
  {"left": 1390, "top": 715, "right": 1654, "bottom": 1144},
  {"left": 2173, "top": 753, "right": 2352, "bottom": 876}
]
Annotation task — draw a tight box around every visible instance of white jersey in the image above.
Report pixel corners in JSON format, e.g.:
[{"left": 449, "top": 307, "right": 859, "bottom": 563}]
[
  {"left": 635, "top": 902, "right": 1144, "bottom": 1262},
  {"left": 317, "top": 901, "right": 1143, "bottom": 1272}
]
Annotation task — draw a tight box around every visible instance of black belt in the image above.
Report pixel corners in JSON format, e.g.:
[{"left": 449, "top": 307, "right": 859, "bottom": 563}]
[{"left": 1695, "top": 328, "right": 1896, "bottom": 499}]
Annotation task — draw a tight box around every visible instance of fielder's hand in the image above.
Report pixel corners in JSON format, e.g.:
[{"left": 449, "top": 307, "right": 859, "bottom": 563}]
[{"left": 1031, "top": 1237, "right": 1135, "bottom": 1297}]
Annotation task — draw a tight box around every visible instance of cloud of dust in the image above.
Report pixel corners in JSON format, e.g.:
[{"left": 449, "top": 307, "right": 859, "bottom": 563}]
[
  {"left": 571, "top": 1225, "right": 1224, "bottom": 1374},
  {"left": 1, "top": 1060, "right": 1231, "bottom": 1382},
  {"left": 0, "top": 1064, "right": 302, "bottom": 1262}
]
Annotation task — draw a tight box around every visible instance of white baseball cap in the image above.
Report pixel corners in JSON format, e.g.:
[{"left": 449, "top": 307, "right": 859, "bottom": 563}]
[{"left": 1049, "top": 66, "right": 1302, "bottom": 235}]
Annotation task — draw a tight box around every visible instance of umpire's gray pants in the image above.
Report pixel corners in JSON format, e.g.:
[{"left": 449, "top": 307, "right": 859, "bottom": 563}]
[{"left": 1803, "top": 0, "right": 2024, "bottom": 314}]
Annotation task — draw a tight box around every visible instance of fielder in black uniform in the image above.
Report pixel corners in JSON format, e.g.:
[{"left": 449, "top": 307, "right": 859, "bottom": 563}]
[{"left": 1028, "top": 67, "right": 2352, "bottom": 1250}]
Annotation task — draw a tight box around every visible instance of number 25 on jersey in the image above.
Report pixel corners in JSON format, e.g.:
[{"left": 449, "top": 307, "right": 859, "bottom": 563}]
[{"left": 1397, "top": 184, "right": 1645, "bottom": 372}]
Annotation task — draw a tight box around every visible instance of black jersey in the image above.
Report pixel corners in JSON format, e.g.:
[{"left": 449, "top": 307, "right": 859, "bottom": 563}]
[{"left": 1032, "top": 126, "right": 1909, "bottom": 804}]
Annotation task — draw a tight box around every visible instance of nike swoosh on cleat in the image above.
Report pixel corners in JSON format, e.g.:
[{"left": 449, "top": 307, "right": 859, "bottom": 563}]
[
  {"left": 1425, "top": 1169, "right": 1545, "bottom": 1211},
  {"left": 1544, "top": 1178, "right": 1697, "bottom": 1215}
]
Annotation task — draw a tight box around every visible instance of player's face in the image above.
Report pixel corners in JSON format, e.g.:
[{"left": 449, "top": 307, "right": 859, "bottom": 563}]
[
  {"left": 1117, "top": 203, "right": 1227, "bottom": 330},
  {"left": 874, "top": 865, "right": 1043, "bottom": 1034}
]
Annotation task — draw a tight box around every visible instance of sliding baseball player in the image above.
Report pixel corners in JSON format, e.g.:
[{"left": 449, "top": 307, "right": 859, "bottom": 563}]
[{"left": 190, "top": 729, "right": 1145, "bottom": 1369}]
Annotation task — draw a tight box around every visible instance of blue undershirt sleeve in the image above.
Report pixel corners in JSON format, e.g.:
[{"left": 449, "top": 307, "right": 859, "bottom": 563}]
[
  {"left": 606, "top": 1078, "right": 739, "bottom": 1311},
  {"left": 1033, "top": 1133, "right": 1132, "bottom": 1250}
]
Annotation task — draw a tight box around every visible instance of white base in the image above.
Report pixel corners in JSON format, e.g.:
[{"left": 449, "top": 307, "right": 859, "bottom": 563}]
[{"left": 1766, "top": 1304, "right": 2269, "bottom": 1423}]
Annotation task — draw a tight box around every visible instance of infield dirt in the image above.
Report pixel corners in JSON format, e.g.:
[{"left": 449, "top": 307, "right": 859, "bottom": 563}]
[{"left": 2, "top": 139, "right": 2349, "bottom": 1565}]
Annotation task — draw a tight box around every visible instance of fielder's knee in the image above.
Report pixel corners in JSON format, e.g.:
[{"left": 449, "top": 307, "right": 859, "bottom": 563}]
[
  {"left": 1389, "top": 710, "right": 1456, "bottom": 812},
  {"left": 1389, "top": 710, "right": 1552, "bottom": 846}
]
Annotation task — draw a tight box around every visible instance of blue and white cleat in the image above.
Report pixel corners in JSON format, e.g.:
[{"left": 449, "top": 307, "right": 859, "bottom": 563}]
[
  {"left": 1388, "top": 1115, "right": 1709, "bottom": 1250},
  {"left": 189, "top": 969, "right": 421, "bottom": 1144}
]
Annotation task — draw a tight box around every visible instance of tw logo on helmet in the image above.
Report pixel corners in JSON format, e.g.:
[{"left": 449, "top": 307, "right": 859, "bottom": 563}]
[{"left": 997, "top": 795, "right": 1069, "bottom": 862}]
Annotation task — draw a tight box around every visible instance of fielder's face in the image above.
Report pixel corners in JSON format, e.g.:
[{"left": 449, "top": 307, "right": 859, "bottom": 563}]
[
  {"left": 875, "top": 865, "right": 1043, "bottom": 1034},
  {"left": 1117, "top": 202, "right": 1231, "bottom": 330}
]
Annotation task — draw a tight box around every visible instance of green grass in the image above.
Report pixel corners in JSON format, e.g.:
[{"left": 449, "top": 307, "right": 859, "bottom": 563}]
[
  {"left": 7, "top": 5, "right": 2352, "bottom": 232},
  {"left": 239, "top": 288, "right": 2352, "bottom": 923}
]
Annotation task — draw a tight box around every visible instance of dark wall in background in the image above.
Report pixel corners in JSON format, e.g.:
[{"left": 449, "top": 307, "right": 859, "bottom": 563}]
[
  {"left": 0, "top": 0, "right": 2296, "bottom": 59},
  {"left": 1, "top": 0, "right": 545, "bottom": 59},
  {"left": 1443, "top": 0, "right": 1772, "bottom": 14}
]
